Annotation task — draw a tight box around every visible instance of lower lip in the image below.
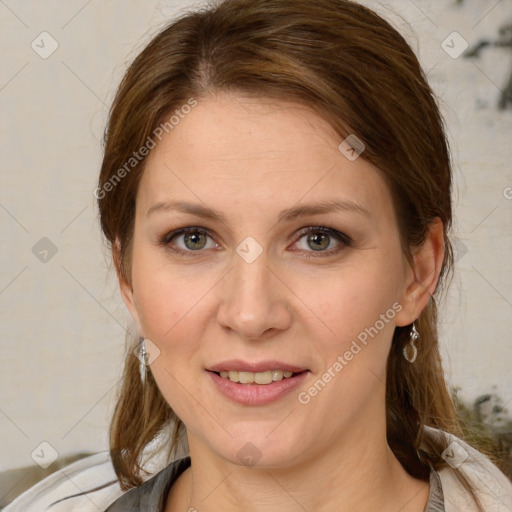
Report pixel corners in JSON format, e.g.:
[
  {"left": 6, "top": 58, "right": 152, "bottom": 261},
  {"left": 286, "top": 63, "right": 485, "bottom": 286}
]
[{"left": 207, "top": 370, "right": 309, "bottom": 406}]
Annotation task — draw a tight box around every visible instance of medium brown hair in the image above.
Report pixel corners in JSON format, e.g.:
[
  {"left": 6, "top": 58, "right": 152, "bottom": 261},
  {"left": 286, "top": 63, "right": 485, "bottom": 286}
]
[{"left": 98, "top": 0, "right": 486, "bottom": 506}]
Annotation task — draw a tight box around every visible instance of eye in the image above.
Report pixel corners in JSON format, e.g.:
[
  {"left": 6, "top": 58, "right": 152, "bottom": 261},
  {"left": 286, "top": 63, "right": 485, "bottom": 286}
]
[
  {"left": 160, "top": 225, "right": 351, "bottom": 258},
  {"left": 161, "top": 227, "right": 219, "bottom": 254},
  {"left": 292, "top": 226, "right": 351, "bottom": 257}
]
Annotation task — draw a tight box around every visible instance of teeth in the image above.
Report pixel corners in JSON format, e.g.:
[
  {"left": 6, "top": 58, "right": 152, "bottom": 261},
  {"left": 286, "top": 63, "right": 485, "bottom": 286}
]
[
  {"left": 218, "top": 369, "right": 297, "bottom": 384},
  {"left": 239, "top": 371, "right": 255, "bottom": 384},
  {"left": 272, "top": 370, "right": 284, "bottom": 381}
]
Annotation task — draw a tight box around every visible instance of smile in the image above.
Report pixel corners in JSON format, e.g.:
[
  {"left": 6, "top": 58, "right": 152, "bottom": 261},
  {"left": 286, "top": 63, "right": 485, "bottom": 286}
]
[{"left": 207, "top": 369, "right": 309, "bottom": 406}]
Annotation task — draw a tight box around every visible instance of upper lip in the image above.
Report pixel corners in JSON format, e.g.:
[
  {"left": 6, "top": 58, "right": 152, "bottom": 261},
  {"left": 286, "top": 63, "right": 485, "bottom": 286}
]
[{"left": 207, "top": 359, "right": 309, "bottom": 373}]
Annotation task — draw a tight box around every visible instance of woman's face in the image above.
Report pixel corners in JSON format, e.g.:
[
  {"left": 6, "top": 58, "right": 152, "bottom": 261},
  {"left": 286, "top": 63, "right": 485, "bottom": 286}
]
[{"left": 120, "top": 92, "right": 416, "bottom": 468}]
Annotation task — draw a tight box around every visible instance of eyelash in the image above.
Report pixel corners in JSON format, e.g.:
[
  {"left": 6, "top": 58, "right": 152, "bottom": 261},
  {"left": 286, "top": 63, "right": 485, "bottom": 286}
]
[{"left": 159, "top": 226, "right": 352, "bottom": 259}]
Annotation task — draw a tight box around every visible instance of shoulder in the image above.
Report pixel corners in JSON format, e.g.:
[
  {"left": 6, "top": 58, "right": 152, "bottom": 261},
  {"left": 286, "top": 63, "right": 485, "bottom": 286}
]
[
  {"left": 104, "top": 455, "right": 191, "bottom": 511},
  {"left": 3, "top": 452, "right": 126, "bottom": 512},
  {"left": 424, "top": 426, "right": 512, "bottom": 512}
]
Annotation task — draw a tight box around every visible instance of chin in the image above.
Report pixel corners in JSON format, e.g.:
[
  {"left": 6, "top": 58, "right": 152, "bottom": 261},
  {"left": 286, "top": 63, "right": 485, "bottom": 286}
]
[{"left": 211, "top": 427, "right": 305, "bottom": 469}]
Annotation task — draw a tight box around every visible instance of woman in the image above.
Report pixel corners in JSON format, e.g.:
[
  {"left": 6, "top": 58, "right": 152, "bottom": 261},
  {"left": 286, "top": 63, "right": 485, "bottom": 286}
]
[{"left": 6, "top": 0, "right": 512, "bottom": 510}]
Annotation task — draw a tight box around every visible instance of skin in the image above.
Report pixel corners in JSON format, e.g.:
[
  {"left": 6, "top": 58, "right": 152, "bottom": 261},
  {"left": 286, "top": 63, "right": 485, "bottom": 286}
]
[{"left": 116, "top": 91, "right": 445, "bottom": 512}]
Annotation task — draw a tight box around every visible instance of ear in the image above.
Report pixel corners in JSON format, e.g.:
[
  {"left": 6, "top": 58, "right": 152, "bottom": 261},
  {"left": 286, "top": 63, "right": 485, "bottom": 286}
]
[
  {"left": 113, "top": 238, "right": 143, "bottom": 336},
  {"left": 395, "top": 218, "right": 445, "bottom": 327}
]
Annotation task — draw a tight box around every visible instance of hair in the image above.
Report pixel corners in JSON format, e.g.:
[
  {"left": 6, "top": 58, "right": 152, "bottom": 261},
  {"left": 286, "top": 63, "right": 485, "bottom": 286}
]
[{"left": 97, "top": 0, "right": 489, "bottom": 507}]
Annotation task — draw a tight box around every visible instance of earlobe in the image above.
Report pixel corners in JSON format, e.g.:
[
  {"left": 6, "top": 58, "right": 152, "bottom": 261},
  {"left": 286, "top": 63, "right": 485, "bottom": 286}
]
[{"left": 395, "top": 218, "right": 445, "bottom": 327}]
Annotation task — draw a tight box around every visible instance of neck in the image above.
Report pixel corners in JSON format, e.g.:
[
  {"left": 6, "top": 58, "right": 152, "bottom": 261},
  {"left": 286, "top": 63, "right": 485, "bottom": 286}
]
[{"left": 166, "top": 423, "right": 429, "bottom": 512}]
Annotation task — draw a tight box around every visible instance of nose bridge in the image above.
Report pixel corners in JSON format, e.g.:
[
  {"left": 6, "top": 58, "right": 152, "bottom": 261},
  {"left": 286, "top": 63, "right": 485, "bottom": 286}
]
[{"left": 233, "top": 243, "right": 270, "bottom": 296}]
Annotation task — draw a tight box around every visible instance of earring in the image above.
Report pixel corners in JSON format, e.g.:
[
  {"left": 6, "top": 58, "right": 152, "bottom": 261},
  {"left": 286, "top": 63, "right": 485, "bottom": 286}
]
[
  {"left": 403, "top": 323, "right": 419, "bottom": 363},
  {"left": 138, "top": 337, "right": 148, "bottom": 385}
]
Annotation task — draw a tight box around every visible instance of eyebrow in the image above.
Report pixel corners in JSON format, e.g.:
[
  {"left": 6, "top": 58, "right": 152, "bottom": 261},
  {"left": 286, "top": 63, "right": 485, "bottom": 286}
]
[{"left": 146, "top": 198, "right": 371, "bottom": 224}]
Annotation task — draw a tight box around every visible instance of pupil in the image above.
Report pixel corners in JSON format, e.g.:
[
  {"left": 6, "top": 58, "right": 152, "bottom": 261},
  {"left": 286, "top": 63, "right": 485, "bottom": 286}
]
[
  {"left": 308, "top": 233, "right": 329, "bottom": 251},
  {"left": 185, "top": 232, "right": 206, "bottom": 250}
]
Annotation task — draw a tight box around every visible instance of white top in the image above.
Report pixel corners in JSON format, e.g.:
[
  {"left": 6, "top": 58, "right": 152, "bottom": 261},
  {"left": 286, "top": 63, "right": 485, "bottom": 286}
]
[{"left": 4, "top": 428, "right": 512, "bottom": 511}]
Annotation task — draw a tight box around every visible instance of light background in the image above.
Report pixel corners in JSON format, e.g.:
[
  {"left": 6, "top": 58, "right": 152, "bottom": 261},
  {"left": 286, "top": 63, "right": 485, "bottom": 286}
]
[{"left": 0, "top": 0, "right": 511, "bottom": 472}]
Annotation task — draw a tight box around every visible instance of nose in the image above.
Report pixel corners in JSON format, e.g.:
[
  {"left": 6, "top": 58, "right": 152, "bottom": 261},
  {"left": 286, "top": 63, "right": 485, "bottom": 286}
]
[{"left": 216, "top": 248, "right": 292, "bottom": 341}]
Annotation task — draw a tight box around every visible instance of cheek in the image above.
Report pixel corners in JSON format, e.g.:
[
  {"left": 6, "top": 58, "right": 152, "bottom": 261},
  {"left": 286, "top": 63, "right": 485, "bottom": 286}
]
[
  {"left": 294, "top": 260, "right": 402, "bottom": 353},
  {"left": 131, "top": 261, "right": 213, "bottom": 418},
  {"left": 296, "top": 269, "right": 401, "bottom": 413},
  {"left": 135, "top": 277, "right": 203, "bottom": 346},
  {"left": 131, "top": 241, "right": 183, "bottom": 326},
  {"left": 130, "top": 247, "right": 217, "bottom": 358}
]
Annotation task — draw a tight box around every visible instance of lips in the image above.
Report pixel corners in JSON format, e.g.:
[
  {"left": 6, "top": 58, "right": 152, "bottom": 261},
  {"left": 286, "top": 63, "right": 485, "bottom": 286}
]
[
  {"left": 207, "top": 368, "right": 309, "bottom": 405},
  {"left": 206, "top": 359, "right": 310, "bottom": 404}
]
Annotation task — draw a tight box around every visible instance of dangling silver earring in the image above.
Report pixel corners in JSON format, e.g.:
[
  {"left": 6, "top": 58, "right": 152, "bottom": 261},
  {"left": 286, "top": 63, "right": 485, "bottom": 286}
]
[
  {"left": 403, "top": 323, "right": 419, "bottom": 363},
  {"left": 138, "top": 337, "right": 148, "bottom": 385}
]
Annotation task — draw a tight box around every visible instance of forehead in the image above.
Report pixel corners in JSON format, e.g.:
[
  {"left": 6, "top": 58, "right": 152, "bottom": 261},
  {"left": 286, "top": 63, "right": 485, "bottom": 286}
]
[{"left": 137, "top": 93, "right": 392, "bottom": 223}]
